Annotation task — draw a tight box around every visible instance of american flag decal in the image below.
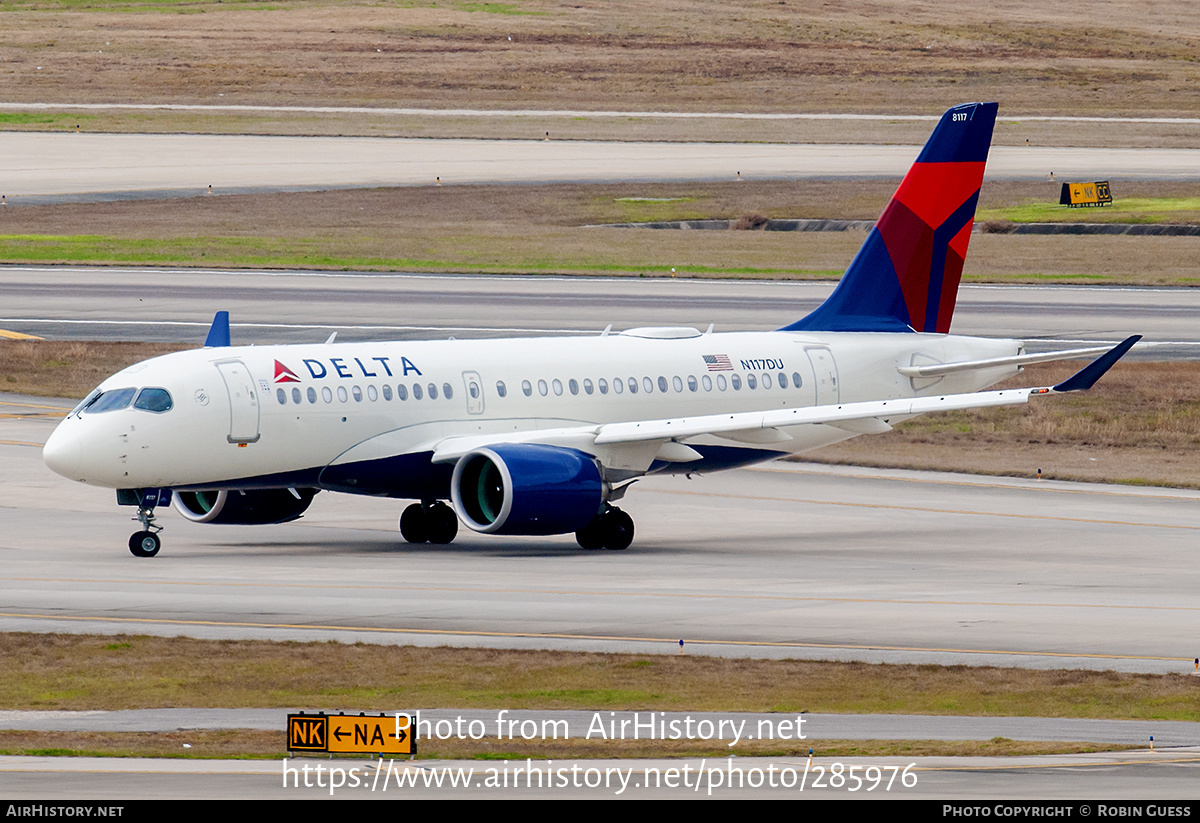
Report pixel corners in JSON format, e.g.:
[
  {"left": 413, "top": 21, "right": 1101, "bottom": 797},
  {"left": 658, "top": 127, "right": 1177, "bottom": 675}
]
[{"left": 703, "top": 354, "right": 733, "bottom": 371}]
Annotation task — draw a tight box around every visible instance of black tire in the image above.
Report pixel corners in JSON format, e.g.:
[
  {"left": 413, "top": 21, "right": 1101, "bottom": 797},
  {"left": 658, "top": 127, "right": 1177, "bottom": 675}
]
[
  {"left": 575, "top": 517, "right": 605, "bottom": 550},
  {"left": 601, "top": 508, "right": 634, "bottom": 551},
  {"left": 427, "top": 503, "right": 459, "bottom": 545},
  {"left": 399, "top": 503, "right": 428, "bottom": 543},
  {"left": 129, "top": 531, "right": 161, "bottom": 558}
]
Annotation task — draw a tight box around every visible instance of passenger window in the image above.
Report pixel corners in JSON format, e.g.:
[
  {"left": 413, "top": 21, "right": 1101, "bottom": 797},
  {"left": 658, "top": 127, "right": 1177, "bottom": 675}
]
[
  {"left": 716, "top": 374, "right": 727, "bottom": 391},
  {"left": 428, "top": 384, "right": 438, "bottom": 400},
  {"left": 443, "top": 383, "right": 453, "bottom": 399},
  {"left": 277, "top": 388, "right": 288, "bottom": 405},
  {"left": 521, "top": 380, "right": 532, "bottom": 397},
  {"left": 552, "top": 378, "right": 563, "bottom": 396},
  {"left": 382, "top": 385, "right": 393, "bottom": 401},
  {"left": 352, "top": 386, "right": 363, "bottom": 402},
  {"left": 672, "top": 375, "right": 683, "bottom": 392},
  {"left": 702, "top": 375, "right": 712, "bottom": 391},
  {"left": 792, "top": 371, "right": 803, "bottom": 388},
  {"left": 643, "top": 377, "right": 653, "bottom": 393},
  {"left": 413, "top": 384, "right": 423, "bottom": 400},
  {"left": 397, "top": 384, "right": 408, "bottom": 401},
  {"left": 687, "top": 375, "right": 698, "bottom": 392},
  {"left": 761, "top": 373, "right": 771, "bottom": 389},
  {"left": 537, "top": 379, "right": 548, "bottom": 397},
  {"left": 583, "top": 379, "right": 593, "bottom": 395},
  {"left": 731, "top": 374, "right": 742, "bottom": 390},
  {"left": 628, "top": 378, "right": 638, "bottom": 394},
  {"left": 367, "top": 385, "right": 378, "bottom": 401},
  {"left": 746, "top": 374, "right": 756, "bottom": 390},
  {"left": 292, "top": 387, "right": 302, "bottom": 404},
  {"left": 308, "top": 387, "right": 318, "bottom": 404},
  {"left": 613, "top": 378, "right": 623, "bottom": 395},
  {"left": 134, "top": 387, "right": 174, "bottom": 413},
  {"left": 322, "top": 387, "right": 333, "bottom": 403},
  {"left": 337, "top": 386, "right": 348, "bottom": 403},
  {"left": 569, "top": 379, "right": 579, "bottom": 395},
  {"left": 496, "top": 380, "right": 507, "bottom": 398}
]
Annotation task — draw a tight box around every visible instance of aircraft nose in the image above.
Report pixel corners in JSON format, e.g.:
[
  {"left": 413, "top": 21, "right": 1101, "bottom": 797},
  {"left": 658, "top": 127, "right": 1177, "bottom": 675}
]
[{"left": 43, "top": 420, "right": 83, "bottom": 481}]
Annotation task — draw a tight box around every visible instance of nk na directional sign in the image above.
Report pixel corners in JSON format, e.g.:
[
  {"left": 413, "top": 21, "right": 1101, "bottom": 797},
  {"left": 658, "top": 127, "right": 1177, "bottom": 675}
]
[{"left": 288, "top": 712, "right": 414, "bottom": 755}]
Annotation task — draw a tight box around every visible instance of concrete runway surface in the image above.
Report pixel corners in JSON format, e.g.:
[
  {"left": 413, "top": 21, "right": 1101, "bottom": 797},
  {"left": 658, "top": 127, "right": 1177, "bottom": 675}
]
[
  {"left": 4, "top": 402, "right": 1199, "bottom": 674},
  {"left": 4, "top": 751, "right": 1200, "bottom": 799},
  {"left": 3, "top": 132, "right": 1200, "bottom": 203},
  {"left": 0, "top": 266, "right": 1182, "bottom": 354}
]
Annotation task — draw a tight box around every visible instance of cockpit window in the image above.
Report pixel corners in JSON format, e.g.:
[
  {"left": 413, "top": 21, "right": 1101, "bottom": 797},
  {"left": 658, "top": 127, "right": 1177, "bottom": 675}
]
[
  {"left": 70, "top": 389, "right": 102, "bottom": 417},
  {"left": 84, "top": 387, "right": 136, "bottom": 414},
  {"left": 134, "top": 388, "right": 173, "bottom": 413}
]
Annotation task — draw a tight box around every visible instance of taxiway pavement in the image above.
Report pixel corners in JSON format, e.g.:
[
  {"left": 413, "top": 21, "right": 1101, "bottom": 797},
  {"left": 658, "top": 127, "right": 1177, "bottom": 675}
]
[
  {"left": 4, "top": 400, "right": 1199, "bottom": 674},
  {"left": 0, "top": 266, "right": 1181, "bottom": 354},
  {"left": 3, "top": 132, "right": 1200, "bottom": 203}
]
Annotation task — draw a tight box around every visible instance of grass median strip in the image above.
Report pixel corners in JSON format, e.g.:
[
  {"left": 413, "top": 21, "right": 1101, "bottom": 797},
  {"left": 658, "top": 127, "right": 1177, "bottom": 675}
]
[
  {"left": 0, "top": 182, "right": 1197, "bottom": 284},
  {"left": 0, "top": 730, "right": 1135, "bottom": 761},
  {"left": 1, "top": 633, "right": 1188, "bottom": 759}
]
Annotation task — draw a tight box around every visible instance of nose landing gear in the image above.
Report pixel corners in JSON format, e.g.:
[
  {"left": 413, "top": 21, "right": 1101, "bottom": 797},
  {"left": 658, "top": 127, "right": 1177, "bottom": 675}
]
[{"left": 129, "top": 505, "right": 163, "bottom": 557}]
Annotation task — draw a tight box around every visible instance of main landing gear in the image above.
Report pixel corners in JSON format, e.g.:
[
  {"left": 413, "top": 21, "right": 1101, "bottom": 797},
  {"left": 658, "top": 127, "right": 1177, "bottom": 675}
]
[
  {"left": 129, "top": 505, "right": 163, "bottom": 557},
  {"left": 575, "top": 505, "right": 634, "bottom": 552},
  {"left": 399, "top": 500, "right": 459, "bottom": 545}
]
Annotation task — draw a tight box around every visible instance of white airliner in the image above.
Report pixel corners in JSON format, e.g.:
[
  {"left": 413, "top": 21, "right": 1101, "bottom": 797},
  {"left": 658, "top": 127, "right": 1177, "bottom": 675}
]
[{"left": 43, "top": 102, "right": 1138, "bottom": 557}]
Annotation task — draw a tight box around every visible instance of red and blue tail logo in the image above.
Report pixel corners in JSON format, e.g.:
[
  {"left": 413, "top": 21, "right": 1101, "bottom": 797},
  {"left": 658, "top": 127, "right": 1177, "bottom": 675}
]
[{"left": 784, "top": 102, "right": 997, "bottom": 334}]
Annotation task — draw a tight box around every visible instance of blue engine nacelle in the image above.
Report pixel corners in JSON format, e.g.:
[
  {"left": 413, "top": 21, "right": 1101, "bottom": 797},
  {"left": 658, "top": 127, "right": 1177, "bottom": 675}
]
[
  {"left": 450, "top": 445, "right": 605, "bottom": 535},
  {"left": 172, "top": 488, "right": 318, "bottom": 525}
]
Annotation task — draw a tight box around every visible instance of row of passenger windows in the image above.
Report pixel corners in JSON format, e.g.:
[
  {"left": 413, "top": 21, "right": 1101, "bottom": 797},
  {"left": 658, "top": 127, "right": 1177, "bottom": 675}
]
[
  {"left": 517, "top": 371, "right": 803, "bottom": 398},
  {"left": 277, "top": 382, "right": 455, "bottom": 406},
  {"left": 277, "top": 371, "right": 806, "bottom": 407}
]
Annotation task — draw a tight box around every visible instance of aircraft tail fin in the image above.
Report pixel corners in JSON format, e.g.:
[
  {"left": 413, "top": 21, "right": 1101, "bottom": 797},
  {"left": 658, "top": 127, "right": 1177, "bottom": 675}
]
[
  {"left": 783, "top": 102, "right": 998, "bottom": 334},
  {"left": 204, "top": 311, "right": 231, "bottom": 347}
]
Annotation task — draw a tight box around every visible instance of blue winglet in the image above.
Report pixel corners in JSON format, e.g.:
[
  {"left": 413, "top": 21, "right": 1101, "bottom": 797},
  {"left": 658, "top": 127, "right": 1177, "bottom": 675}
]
[
  {"left": 204, "top": 311, "right": 231, "bottom": 347},
  {"left": 1052, "top": 335, "right": 1140, "bottom": 392}
]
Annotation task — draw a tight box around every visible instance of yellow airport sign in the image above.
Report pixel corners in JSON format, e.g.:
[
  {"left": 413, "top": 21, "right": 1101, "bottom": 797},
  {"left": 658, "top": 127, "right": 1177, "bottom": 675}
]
[
  {"left": 1060, "top": 180, "right": 1113, "bottom": 207},
  {"left": 288, "top": 712, "right": 414, "bottom": 756}
]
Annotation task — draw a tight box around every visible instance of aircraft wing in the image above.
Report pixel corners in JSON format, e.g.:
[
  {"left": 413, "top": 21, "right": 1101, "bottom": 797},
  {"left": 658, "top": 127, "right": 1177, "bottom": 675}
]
[{"left": 432, "top": 336, "right": 1139, "bottom": 463}]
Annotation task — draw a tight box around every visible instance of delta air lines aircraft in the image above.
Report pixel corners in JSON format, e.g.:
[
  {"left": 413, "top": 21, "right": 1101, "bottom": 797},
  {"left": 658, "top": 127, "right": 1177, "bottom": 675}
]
[{"left": 43, "top": 102, "right": 1138, "bottom": 557}]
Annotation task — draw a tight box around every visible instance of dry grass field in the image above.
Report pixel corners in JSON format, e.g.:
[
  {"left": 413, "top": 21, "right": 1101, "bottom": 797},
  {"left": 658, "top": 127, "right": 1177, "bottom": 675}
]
[{"left": 0, "top": 0, "right": 1198, "bottom": 144}]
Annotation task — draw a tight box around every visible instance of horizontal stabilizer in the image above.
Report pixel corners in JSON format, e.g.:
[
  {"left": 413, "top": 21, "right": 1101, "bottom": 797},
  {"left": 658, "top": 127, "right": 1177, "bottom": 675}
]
[
  {"left": 897, "top": 344, "right": 1120, "bottom": 378},
  {"left": 1052, "top": 335, "right": 1140, "bottom": 392}
]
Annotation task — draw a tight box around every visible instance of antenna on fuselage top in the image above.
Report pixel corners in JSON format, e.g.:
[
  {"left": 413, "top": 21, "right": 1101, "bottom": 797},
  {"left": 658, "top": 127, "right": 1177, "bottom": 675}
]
[
  {"left": 705, "top": 323, "right": 714, "bottom": 334},
  {"left": 203, "top": 311, "right": 231, "bottom": 347},
  {"left": 325, "top": 331, "right": 337, "bottom": 344},
  {"left": 601, "top": 324, "right": 612, "bottom": 337}
]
